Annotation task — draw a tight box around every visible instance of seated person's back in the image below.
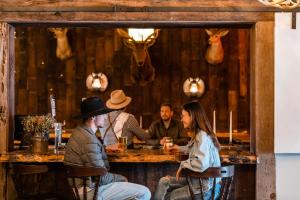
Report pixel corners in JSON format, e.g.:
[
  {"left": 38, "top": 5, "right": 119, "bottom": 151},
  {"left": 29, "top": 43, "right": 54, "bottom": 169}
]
[
  {"left": 99, "top": 89, "right": 150, "bottom": 149},
  {"left": 64, "top": 96, "right": 151, "bottom": 200}
]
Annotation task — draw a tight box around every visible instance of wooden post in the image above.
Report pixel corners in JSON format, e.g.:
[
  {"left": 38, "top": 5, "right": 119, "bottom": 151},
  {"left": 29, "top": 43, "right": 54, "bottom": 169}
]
[
  {"left": 0, "top": 22, "right": 15, "bottom": 200},
  {"left": 251, "top": 20, "right": 275, "bottom": 200}
]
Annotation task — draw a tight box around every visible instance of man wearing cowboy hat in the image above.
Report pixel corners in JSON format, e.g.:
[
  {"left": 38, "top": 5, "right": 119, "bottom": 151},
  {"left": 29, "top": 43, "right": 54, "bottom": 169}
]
[
  {"left": 64, "top": 96, "right": 151, "bottom": 200},
  {"left": 99, "top": 89, "right": 150, "bottom": 150}
]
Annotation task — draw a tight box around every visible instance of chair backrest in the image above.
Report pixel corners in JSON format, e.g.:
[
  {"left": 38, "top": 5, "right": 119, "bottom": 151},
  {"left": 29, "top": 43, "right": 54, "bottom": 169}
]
[
  {"left": 182, "top": 165, "right": 235, "bottom": 200},
  {"left": 64, "top": 165, "right": 107, "bottom": 200}
]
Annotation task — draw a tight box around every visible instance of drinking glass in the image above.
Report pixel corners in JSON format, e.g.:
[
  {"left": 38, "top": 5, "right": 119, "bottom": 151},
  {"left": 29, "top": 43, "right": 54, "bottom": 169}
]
[
  {"left": 118, "top": 136, "right": 128, "bottom": 152},
  {"left": 164, "top": 137, "right": 174, "bottom": 151},
  {"left": 54, "top": 122, "right": 62, "bottom": 153}
]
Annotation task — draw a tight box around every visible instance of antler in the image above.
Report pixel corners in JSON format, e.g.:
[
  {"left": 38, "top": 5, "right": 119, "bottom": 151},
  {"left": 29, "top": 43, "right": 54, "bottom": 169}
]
[
  {"left": 48, "top": 28, "right": 68, "bottom": 37},
  {"left": 48, "top": 28, "right": 72, "bottom": 60},
  {"left": 117, "top": 28, "right": 160, "bottom": 49},
  {"left": 144, "top": 29, "right": 160, "bottom": 47},
  {"left": 116, "top": 28, "right": 136, "bottom": 49}
]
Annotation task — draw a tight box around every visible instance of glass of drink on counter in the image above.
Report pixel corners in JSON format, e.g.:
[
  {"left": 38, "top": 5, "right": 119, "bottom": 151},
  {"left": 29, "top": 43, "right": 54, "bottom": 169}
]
[
  {"left": 118, "top": 136, "right": 128, "bottom": 152},
  {"left": 164, "top": 137, "right": 173, "bottom": 151},
  {"left": 54, "top": 122, "right": 62, "bottom": 154}
]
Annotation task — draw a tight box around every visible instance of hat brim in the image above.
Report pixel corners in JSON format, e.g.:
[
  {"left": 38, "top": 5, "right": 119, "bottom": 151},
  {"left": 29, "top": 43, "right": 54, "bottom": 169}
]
[
  {"left": 73, "top": 107, "right": 113, "bottom": 119},
  {"left": 106, "top": 97, "right": 132, "bottom": 110}
]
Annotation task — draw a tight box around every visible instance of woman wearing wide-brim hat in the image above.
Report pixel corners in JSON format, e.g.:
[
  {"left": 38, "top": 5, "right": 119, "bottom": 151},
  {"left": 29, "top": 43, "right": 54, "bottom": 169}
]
[{"left": 98, "top": 89, "right": 150, "bottom": 150}]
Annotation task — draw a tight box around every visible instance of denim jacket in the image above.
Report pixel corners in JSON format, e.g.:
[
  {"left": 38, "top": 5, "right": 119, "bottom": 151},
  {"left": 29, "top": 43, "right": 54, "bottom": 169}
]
[{"left": 179, "top": 130, "right": 221, "bottom": 193}]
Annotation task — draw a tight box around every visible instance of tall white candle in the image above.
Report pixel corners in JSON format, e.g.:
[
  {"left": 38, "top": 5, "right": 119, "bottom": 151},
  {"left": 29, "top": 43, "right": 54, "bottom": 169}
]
[
  {"left": 229, "top": 110, "right": 232, "bottom": 144},
  {"left": 213, "top": 110, "right": 216, "bottom": 133},
  {"left": 50, "top": 94, "right": 56, "bottom": 120},
  {"left": 140, "top": 116, "right": 143, "bottom": 128}
]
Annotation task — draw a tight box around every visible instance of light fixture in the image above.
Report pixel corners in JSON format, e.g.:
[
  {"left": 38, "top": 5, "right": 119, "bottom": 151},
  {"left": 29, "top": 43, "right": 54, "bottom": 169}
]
[
  {"left": 258, "top": 0, "right": 300, "bottom": 9},
  {"left": 116, "top": 28, "right": 159, "bottom": 85},
  {"left": 183, "top": 77, "right": 205, "bottom": 98},
  {"left": 117, "top": 28, "right": 159, "bottom": 44},
  {"left": 127, "top": 28, "right": 156, "bottom": 42},
  {"left": 86, "top": 72, "right": 108, "bottom": 92}
]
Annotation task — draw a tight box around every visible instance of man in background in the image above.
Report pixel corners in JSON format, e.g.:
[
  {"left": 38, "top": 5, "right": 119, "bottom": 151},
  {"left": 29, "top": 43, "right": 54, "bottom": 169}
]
[
  {"left": 146, "top": 103, "right": 189, "bottom": 146},
  {"left": 99, "top": 89, "right": 150, "bottom": 150}
]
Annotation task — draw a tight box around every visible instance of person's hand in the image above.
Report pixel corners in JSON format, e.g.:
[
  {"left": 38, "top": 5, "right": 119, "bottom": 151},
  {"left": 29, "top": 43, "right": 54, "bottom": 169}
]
[
  {"left": 160, "top": 137, "right": 168, "bottom": 145},
  {"left": 169, "top": 144, "right": 180, "bottom": 152},
  {"left": 105, "top": 143, "right": 122, "bottom": 152},
  {"left": 176, "top": 167, "right": 182, "bottom": 181}
]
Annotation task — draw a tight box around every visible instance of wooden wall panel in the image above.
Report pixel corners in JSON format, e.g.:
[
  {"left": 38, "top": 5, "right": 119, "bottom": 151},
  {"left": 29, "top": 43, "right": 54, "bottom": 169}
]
[{"left": 14, "top": 27, "right": 250, "bottom": 133}]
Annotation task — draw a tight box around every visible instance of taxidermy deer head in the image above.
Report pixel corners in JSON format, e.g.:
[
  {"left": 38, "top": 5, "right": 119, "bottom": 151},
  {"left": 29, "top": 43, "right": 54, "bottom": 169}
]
[
  {"left": 205, "top": 29, "right": 229, "bottom": 65},
  {"left": 117, "top": 28, "right": 159, "bottom": 86},
  {"left": 48, "top": 28, "right": 72, "bottom": 60}
]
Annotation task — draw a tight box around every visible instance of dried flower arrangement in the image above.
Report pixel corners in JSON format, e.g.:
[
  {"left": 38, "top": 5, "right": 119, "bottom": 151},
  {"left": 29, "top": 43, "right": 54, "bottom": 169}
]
[{"left": 22, "top": 114, "right": 55, "bottom": 138}]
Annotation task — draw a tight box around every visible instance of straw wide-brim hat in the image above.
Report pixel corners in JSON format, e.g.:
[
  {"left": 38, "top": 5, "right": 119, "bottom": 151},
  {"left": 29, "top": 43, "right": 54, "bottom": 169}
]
[
  {"left": 106, "top": 90, "right": 132, "bottom": 110},
  {"left": 77, "top": 96, "right": 113, "bottom": 119}
]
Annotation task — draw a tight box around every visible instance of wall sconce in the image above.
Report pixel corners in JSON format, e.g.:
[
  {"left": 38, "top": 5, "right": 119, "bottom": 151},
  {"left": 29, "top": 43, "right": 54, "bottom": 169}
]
[
  {"left": 258, "top": 0, "right": 300, "bottom": 9},
  {"left": 183, "top": 77, "right": 205, "bottom": 98},
  {"left": 86, "top": 72, "right": 108, "bottom": 92}
]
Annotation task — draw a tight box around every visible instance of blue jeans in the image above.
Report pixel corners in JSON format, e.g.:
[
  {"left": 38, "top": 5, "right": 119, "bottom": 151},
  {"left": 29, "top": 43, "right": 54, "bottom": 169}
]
[
  {"left": 153, "top": 176, "right": 221, "bottom": 200},
  {"left": 98, "top": 182, "right": 151, "bottom": 200}
]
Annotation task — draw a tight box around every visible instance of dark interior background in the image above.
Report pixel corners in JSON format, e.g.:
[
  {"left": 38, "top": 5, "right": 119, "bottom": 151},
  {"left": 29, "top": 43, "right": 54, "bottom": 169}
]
[{"left": 14, "top": 27, "right": 250, "bottom": 132}]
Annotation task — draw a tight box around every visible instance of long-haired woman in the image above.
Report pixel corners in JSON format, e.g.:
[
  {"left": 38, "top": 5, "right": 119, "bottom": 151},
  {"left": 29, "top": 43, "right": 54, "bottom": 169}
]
[{"left": 154, "top": 101, "right": 221, "bottom": 200}]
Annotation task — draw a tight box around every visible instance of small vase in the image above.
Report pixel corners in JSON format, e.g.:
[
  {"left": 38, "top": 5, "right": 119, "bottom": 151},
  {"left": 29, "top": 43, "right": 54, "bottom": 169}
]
[{"left": 31, "top": 132, "right": 48, "bottom": 154}]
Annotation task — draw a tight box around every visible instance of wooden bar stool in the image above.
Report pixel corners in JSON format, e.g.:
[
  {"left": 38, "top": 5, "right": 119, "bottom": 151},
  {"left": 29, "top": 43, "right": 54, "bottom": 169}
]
[
  {"left": 64, "top": 165, "right": 107, "bottom": 200},
  {"left": 11, "top": 164, "right": 55, "bottom": 199},
  {"left": 182, "top": 165, "right": 235, "bottom": 200}
]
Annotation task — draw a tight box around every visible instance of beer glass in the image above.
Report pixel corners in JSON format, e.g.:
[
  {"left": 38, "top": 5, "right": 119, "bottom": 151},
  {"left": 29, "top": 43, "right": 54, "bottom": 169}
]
[
  {"left": 164, "top": 137, "right": 174, "bottom": 151},
  {"left": 118, "top": 136, "right": 128, "bottom": 152}
]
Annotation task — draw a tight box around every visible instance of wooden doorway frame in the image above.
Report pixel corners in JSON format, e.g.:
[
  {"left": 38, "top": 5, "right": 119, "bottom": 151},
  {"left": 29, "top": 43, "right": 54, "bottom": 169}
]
[{"left": 0, "top": 9, "right": 275, "bottom": 200}]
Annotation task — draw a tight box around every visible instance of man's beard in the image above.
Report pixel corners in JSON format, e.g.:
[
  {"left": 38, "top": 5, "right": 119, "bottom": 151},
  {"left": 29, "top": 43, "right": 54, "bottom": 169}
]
[{"left": 162, "top": 117, "right": 171, "bottom": 122}]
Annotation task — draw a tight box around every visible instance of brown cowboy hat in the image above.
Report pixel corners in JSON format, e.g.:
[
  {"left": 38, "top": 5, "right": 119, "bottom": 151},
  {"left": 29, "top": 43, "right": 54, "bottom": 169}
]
[
  {"left": 78, "top": 96, "right": 113, "bottom": 118},
  {"left": 106, "top": 90, "right": 132, "bottom": 110}
]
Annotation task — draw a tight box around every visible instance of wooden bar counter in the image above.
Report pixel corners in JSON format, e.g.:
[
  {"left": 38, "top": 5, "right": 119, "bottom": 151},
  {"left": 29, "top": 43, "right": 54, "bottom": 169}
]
[
  {"left": 0, "top": 145, "right": 256, "bottom": 164},
  {"left": 1, "top": 146, "right": 256, "bottom": 200}
]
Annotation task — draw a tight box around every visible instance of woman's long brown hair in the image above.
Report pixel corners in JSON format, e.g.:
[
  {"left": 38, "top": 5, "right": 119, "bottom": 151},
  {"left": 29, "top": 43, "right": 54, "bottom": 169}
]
[{"left": 183, "top": 101, "right": 221, "bottom": 150}]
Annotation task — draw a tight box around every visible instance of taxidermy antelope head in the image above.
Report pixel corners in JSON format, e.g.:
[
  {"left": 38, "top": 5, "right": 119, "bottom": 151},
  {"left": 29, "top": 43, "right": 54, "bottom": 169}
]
[
  {"left": 48, "top": 28, "right": 72, "bottom": 60},
  {"left": 205, "top": 29, "right": 229, "bottom": 65},
  {"left": 117, "top": 28, "right": 159, "bottom": 86}
]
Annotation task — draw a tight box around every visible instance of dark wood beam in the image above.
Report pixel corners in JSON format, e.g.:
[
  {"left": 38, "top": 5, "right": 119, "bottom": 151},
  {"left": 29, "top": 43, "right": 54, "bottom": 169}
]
[
  {"left": 0, "top": 12, "right": 274, "bottom": 24},
  {"left": 0, "top": 0, "right": 299, "bottom": 13}
]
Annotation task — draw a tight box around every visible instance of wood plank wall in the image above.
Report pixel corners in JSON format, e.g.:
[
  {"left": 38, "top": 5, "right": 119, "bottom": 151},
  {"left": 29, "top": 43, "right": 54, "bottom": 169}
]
[{"left": 14, "top": 27, "right": 250, "bottom": 132}]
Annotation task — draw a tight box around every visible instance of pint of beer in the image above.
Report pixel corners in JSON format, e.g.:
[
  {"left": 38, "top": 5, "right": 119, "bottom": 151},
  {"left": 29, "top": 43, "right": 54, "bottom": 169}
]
[{"left": 118, "top": 136, "right": 128, "bottom": 152}]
